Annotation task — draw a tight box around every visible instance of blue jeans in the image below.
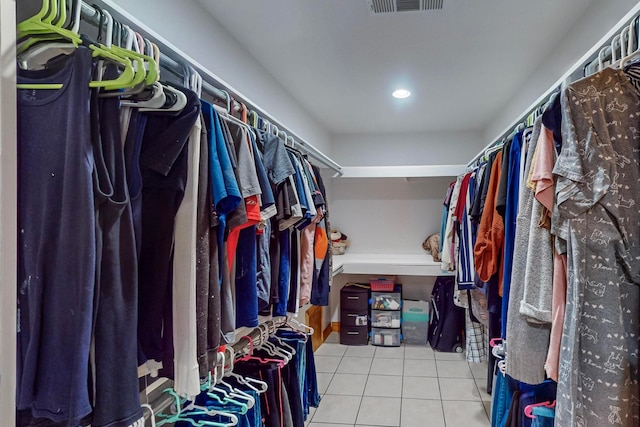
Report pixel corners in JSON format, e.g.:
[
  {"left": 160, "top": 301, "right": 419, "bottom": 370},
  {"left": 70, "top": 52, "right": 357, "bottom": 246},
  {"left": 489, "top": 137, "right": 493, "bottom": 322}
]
[
  {"left": 276, "top": 331, "right": 310, "bottom": 420},
  {"left": 305, "top": 336, "right": 321, "bottom": 408},
  {"left": 235, "top": 225, "right": 258, "bottom": 327},
  {"left": 274, "top": 229, "right": 290, "bottom": 316},
  {"left": 491, "top": 371, "right": 517, "bottom": 427},
  {"left": 531, "top": 407, "right": 555, "bottom": 427}
]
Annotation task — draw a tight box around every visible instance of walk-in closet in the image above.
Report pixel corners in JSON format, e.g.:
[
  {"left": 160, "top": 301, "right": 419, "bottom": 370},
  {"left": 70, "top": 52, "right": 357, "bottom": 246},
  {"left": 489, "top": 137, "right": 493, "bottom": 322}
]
[{"left": 2, "top": 0, "right": 640, "bottom": 426}]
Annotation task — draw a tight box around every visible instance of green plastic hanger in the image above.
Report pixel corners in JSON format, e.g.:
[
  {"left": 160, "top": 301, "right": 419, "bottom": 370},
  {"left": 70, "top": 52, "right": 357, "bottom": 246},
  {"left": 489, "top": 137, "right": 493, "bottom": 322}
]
[
  {"left": 17, "top": 0, "right": 81, "bottom": 46},
  {"left": 17, "top": 0, "right": 78, "bottom": 54},
  {"left": 18, "top": 4, "right": 136, "bottom": 91},
  {"left": 86, "top": 8, "right": 137, "bottom": 90},
  {"left": 17, "top": 0, "right": 75, "bottom": 89}
]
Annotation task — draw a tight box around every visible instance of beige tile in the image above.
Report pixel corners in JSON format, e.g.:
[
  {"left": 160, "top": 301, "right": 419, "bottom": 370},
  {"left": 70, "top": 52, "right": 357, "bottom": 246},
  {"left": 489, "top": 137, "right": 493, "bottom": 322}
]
[
  {"left": 315, "top": 342, "right": 348, "bottom": 357},
  {"left": 365, "top": 374, "right": 403, "bottom": 397},
  {"left": 439, "top": 378, "right": 482, "bottom": 401},
  {"left": 402, "top": 376, "right": 441, "bottom": 400},
  {"left": 316, "top": 372, "right": 333, "bottom": 394},
  {"left": 371, "top": 357, "right": 404, "bottom": 376},
  {"left": 403, "top": 358, "right": 437, "bottom": 377},
  {"left": 356, "top": 396, "right": 402, "bottom": 426},
  {"left": 436, "top": 360, "right": 473, "bottom": 378},
  {"left": 305, "top": 406, "right": 316, "bottom": 426},
  {"left": 469, "top": 361, "right": 489, "bottom": 379},
  {"left": 442, "top": 400, "right": 490, "bottom": 427},
  {"left": 475, "top": 378, "right": 492, "bottom": 402},
  {"left": 375, "top": 345, "right": 405, "bottom": 359},
  {"left": 337, "top": 356, "right": 373, "bottom": 374},
  {"left": 326, "top": 373, "right": 368, "bottom": 396},
  {"left": 324, "top": 332, "right": 340, "bottom": 343},
  {"left": 312, "top": 394, "right": 362, "bottom": 424},
  {"left": 482, "top": 401, "right": 492, "bottom": 419},
  {"left": 401, "top": 398, "right": 445, "bottom": 427},
  {"left": 404, "top": 345, "right": 435, "bottom": 360},
  {"left": 308, "top": 424, "right": 347, "bottom": 427},
  {"left": 345, "top": 345, "right": 377, "bottom": 358},
  {"left": 315, "top": 355, "right": 342, "bottom": 373},
  {"left": 434, "top": 350, "right": 466, "bottom": 361}
]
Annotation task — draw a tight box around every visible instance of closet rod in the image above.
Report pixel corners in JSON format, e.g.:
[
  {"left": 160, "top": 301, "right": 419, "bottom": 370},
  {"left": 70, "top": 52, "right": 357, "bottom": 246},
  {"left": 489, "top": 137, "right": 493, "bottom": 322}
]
[
  {"left": 466, "top": 2, "right": 640, "bottom": 167},
  {"left": 80, "top": 1, "right": 343, "bottom": 176},
  {"left": 232, "top": 317, "right": 287, "bottom": 358}
]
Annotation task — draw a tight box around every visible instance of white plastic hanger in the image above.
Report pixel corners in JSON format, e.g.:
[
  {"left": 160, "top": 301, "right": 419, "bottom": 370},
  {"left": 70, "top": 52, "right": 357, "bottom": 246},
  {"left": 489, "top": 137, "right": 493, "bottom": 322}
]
[
  {"left": 287, "top": 316, "right": 315, "bottom": 336},
  {"left": 256, "top": 324, "right": 291, "bottom": 363},
  {"left": 611, "top": 27, "right": 631, "bottom": 69},
  {"left": 621, "top": 20, "right": 640, "bottom": 68},
  {"left": 140, "top": 404, "right": 156, "bottom": 427},
  {"left": 225, "top": 347, "right": 268, "bottom": 394},
  {"left": 216, "top": 351, "right": 255, "bottom": 409},
  {"left": 598, "top": 45, "right": 612, "bottom": 72}
]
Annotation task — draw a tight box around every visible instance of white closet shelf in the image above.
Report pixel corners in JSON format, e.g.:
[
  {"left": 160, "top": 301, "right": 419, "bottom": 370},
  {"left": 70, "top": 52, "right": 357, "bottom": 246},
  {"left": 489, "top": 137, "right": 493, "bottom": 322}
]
[
  {"left": 332, "top": 253, "right": 454, "bottom": 277},
  {"left": 337, "top": 165, "right": 466, "bottom": 178}
]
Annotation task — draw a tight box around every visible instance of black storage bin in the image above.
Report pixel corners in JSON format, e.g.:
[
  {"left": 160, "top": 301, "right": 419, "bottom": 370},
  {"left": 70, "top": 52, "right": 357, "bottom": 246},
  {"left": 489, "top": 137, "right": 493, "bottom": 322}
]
[
  {"left": 341, "top": 325, "right": 370, "bottom": 345},
  {"left": 340, "top": 284, "right": 370, "bottom": 345}
]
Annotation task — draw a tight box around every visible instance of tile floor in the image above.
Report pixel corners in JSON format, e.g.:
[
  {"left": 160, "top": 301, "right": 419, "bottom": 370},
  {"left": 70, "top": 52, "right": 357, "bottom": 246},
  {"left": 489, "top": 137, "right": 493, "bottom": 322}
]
[{"left": 306, "top": 333, "right": 491, "bottom": 427}]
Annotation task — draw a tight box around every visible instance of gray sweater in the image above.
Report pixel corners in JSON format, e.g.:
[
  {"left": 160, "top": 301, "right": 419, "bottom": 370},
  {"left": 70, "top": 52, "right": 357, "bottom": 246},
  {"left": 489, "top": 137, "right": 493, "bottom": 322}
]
[{"left": 504, "top": 117, "right": 553, "bottom": 385}]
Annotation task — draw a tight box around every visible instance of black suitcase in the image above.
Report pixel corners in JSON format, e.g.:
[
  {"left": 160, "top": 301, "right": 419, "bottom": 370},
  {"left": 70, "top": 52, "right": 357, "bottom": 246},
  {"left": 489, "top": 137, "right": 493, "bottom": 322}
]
[{"left": 427, "top": 276, "right": 465, "bottom": 353}]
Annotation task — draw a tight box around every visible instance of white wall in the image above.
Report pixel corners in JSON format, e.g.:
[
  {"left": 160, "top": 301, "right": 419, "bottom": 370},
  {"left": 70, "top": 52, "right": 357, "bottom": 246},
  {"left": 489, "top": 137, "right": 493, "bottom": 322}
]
[
  {"left": 105, "top": 0, "right": 332, "bottom": 155},
  {"left": 328, "top": 131, "right": 482, "bottom": 254},
  {"left": 329, "top": 176, "right": 452, "bottom": 254},
  {"left": 0, "top": 0, "right": 17, "bottom": 423},
  {"left": 483, "top": 0, "right": 640, "bottom": 143},
  {"left": 332, "top": 131, "right": 484, "bottom": 166}
]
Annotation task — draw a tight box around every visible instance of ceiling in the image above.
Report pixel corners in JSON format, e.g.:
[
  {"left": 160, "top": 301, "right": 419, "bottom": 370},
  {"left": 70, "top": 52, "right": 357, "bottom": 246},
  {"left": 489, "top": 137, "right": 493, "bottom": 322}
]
[{"left": 196, "top": 0, "right": 597, "bottom": 135}]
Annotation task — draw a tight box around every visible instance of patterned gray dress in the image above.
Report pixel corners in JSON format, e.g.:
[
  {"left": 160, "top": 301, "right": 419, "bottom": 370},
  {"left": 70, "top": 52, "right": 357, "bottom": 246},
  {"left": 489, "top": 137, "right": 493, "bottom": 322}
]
[{"left": 553, "top": 67, "right": 640, "bottom": 426}]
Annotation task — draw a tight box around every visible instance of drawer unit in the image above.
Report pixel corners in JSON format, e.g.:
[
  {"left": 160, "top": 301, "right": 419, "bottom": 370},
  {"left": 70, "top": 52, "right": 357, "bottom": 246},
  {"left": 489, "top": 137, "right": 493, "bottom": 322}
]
[
  {"left": 340, "top": 284, "right": 370, "bottom": 345},
  {"left": 341, "top": 285, "right": 370, "bottom": 311},
  {"left": 341, "top": 325, "right": 369, "bottom": 345},
  {"left": 370, "top": 284, "right": 402, "bottom": 346},
  {"left": 371, "top": 291, "right": 402, "bottom": 311},
  {"left": 371, "top": 327, "right": 402, "bottom": 347},
  {"left": 371, "top": 310, "right": 401, "bottom": 328},
  {"left": 341, "top": 310, "right": 369, "bottom": 328}
]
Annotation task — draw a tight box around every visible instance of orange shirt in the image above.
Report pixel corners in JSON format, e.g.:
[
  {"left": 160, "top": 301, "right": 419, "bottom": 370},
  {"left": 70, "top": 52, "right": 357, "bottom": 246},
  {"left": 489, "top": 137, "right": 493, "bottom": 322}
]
[{"left": 473, "top": 150, "right": 505, "bottom": 294}]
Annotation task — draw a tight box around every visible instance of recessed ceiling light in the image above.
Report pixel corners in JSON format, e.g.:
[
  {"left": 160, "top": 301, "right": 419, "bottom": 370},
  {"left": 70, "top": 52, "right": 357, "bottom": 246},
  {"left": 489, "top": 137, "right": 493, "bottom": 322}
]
[{"left": 392, "top": 89, "right": 411, "bottom": 99}]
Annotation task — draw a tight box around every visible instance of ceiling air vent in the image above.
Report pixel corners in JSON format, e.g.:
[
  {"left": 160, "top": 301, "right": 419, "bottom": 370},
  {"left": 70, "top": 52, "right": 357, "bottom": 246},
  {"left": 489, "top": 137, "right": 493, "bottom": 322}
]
[{"left": 366, "top": 0, "right": 443, "bottom": 14}]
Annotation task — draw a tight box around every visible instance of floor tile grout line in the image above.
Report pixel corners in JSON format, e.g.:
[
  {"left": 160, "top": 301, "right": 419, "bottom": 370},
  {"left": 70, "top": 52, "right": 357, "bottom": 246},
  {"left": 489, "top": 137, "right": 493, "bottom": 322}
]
[
  {"left": 399, "top": 345, "right": 410, "bottom": 427},
  {"left": 471, "top": 368, "right": 491, "bottom": 422},
  {"left": 351, "top": 345, "right": 373, "bottom": 426},
  {"left": 436, "top": 353, "right": 449, "bottom": 427}
]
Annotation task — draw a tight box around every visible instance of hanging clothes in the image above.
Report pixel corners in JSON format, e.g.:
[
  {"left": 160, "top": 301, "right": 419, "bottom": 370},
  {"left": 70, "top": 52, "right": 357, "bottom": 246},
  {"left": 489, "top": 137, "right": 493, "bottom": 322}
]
[
  {"left": 500, "top": 130, "right": 524, "bottom": 339},
  {"left": 136, "top": 84, "right": 201, "bottom": 378},
  {"left": 504, "top": 117, "right": 552, "bottom": 386},
  {"left": 553, "top": 67, "right": 640, "bottom": 427},
  {"left": 310, "top": 164, "right": 332, "bottom": 307},
  {"left": 16, "top": 47, "right": 98, "bottom": 426},
  {"left": 89, "top": 66, "right": 143, "bottom": 427},
  {"left": 172, "top": 106, "right": 203, "bottom": 398},
  {"left": 194, "top": 113, "right": 222, "bottom": 377}
]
